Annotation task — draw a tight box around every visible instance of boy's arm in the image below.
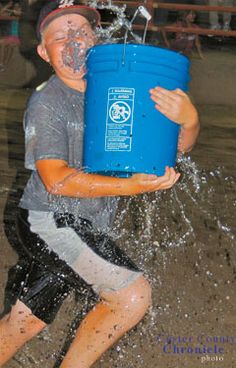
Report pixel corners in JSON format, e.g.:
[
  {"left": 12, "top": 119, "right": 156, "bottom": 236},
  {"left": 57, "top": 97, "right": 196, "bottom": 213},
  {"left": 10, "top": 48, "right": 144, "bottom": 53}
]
[
  {"left": 36, "top": 160, "right": 180, "bottom": 198},
  {"left": 149, "top": 87, "right": 200, "bottom": 152}
]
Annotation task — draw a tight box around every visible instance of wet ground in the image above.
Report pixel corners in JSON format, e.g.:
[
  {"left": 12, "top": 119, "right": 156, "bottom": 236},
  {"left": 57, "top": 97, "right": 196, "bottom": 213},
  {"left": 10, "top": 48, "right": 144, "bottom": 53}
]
[{"left": 0, "top": 57, "right": 236, "bottom": 367}]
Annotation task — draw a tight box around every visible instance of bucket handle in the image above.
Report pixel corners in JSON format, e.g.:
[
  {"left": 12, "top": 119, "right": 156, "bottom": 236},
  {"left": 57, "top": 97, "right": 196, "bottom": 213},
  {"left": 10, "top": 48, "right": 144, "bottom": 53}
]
[{"left": 122, "top": 6, "right": 152, "bottom": 64}]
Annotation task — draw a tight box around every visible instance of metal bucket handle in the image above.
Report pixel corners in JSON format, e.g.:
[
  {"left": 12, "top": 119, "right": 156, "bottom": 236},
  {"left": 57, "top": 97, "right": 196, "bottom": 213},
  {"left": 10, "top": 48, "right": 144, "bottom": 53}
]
[{"left": 122, "top": 5, "right": 152, "bottom": 64}]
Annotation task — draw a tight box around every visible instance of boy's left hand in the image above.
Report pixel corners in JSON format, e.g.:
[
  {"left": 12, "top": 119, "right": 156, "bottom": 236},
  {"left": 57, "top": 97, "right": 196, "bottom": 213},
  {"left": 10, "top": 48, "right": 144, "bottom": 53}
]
[{"left": 149, "top": 87, "right": 198, "bottom": 128}]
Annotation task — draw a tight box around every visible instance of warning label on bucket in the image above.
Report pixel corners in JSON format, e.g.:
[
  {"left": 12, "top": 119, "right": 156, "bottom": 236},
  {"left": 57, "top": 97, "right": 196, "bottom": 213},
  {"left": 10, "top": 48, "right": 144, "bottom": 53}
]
[{"left": 105, "top": 87, "right": 135, "bottom": 152}]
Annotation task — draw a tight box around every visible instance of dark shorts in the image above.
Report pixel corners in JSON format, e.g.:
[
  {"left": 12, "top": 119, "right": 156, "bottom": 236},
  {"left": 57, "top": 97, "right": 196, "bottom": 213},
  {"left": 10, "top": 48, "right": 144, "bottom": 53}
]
[{"left": 3, "top": 208, "right": 142, "bottom": 324}]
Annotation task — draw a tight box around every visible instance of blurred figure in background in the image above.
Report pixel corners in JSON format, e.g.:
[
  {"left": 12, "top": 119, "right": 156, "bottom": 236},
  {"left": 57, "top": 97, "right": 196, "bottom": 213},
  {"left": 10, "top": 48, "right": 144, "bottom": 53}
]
[
  {"left": 209, "top": 0, "right": 233, "bottom": 31},
  {"left": 0, "top": 1, "right": 13, "bottom": 16},
  {"left": 17, "top": 0, "right": 52, "bottom": 86},
  {"left": 0, "top": 1, "right": 21, "bottom": 71},
  {"left": 162, "top": 10, "right": 204, "bottom": 58},
  {"left": 149, "top": 0, "right": 195, "bottom": 45}
]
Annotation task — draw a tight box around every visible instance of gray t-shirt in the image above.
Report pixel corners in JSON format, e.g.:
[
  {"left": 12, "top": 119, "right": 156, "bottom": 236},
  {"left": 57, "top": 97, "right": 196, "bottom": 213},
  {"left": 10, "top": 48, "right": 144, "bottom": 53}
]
[{"left": 20, "top": 75, "right": 118, "bottom": 232}]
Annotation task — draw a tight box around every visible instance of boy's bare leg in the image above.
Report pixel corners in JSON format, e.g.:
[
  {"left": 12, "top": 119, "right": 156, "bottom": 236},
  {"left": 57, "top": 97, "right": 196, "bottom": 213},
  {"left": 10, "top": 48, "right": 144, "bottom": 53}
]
[
  {"left": 60, "top": 276, "right": 151, "bottom": 368},
  {"left": 0, "top": 300, "right": 46, "bottom": 366}
]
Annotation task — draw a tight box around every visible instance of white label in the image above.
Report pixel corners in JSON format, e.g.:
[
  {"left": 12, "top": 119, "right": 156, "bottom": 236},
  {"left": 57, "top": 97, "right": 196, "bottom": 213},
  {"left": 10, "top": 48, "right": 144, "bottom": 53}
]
[{"left": 105, "top": 88, "right": 135, "bottom": 152}]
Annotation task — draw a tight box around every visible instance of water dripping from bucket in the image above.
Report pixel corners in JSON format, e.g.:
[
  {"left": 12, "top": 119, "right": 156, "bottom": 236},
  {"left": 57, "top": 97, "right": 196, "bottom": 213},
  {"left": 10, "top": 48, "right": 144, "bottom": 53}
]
[{"left": 122, "top": 5, "right": 152, "bottom": 65}]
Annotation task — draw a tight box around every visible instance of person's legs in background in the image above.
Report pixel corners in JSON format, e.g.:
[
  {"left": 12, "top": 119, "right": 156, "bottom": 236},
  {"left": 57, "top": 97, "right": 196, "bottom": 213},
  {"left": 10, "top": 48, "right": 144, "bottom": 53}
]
[
  {"left": 209, "top": 0, "right": 221, "bottom": 29},
  {"left": 209, "top": 0, "right": 233, "bottom": 30},
  {"left": 222, "top": 0, "right": 233, "bottom": 30}
]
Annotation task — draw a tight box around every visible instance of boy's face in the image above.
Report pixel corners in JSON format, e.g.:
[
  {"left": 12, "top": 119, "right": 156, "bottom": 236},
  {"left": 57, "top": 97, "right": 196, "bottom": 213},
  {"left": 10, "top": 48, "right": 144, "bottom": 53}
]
[{"left": 37, "top": 13, "right": 96, "bottom": 81}]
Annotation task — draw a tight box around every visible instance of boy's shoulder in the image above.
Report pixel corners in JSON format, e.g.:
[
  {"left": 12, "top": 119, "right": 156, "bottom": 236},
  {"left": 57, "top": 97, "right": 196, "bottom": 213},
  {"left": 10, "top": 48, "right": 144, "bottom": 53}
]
[
  {"left": 25, "top": 74, "right": 84, "bottom": 120},
  {"left": 27, "top": 74, "right": 60, "bottom": 108}
]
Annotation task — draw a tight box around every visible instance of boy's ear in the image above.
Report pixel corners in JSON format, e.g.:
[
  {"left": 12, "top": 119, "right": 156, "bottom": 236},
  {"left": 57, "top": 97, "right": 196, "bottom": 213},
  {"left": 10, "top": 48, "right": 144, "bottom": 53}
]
[{"left": 37, "top": 44, "right": 50, "bottom": 63}]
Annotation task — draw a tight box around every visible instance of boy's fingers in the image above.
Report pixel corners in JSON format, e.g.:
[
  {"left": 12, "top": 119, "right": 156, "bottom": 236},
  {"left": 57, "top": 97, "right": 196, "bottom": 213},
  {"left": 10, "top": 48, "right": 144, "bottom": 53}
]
[
  {"left": 174, "top": 88, "right": 186, "bottom": 96},
  {"left": 150, "top": 88, "right": 188, "bottom": 113},
  {"left": 174, "top": 173, "right": 181, "bottom": 184},
  {"left": 150, "top": 87, "right": 180, "bottom": 101},
  {"left": 155, "top": 104, "right": 172, "bottom": 118},
  {"left": 162, "top": 167, "right": 179, "bottom": 183},
  {"left": 163, "top": 168, "right": 177, "bottom": 185},
  {"left": 170, "top": 171, "right": 180, "bottom": 185},
  {"left": 150, "top": 88, "right": 177, "bottom": 104},
  {"left": 150, "top": 91, "right": 183, "bottom": 117},
  {"left": 150, "top": 94, "right": 172, "bottom": 110},
  {"left": 142, "top": 174, "right": 160, "bottom": 181},
  {"left": 133, "top": 167, "right": 179, "bottom": 191},
  {"left": 154, "top": 167, "right": 175, "bottom": 186},
  {"left": 159, "top": 171, "right": 180, "bottom": 189}
]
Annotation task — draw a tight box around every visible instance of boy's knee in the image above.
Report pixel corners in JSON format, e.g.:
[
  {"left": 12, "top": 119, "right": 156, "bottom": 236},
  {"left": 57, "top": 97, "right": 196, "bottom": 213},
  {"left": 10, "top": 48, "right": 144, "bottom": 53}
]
[
  {"left": 8, "top": 300, "right": 47, "bottom": 334},
  {"left": 125, "top": 276, "right": 152, "bottom": 320},
  {"left": 102, "top": 275, "right": 152, "bottom": 322}
]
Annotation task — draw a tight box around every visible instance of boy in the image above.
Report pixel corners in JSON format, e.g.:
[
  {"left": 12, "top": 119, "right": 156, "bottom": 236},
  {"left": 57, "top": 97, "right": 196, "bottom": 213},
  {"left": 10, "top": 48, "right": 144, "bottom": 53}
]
[{"left": 0, "top": 1, "right": 199, "bottom": 367}]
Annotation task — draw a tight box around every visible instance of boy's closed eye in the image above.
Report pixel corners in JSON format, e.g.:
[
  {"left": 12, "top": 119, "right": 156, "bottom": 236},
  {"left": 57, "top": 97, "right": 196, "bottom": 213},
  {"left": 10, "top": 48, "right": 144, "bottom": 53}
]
[
  {"left": 53, "top": 32, "right": 67, "bottom": 41},
  {"left": 55, "top": 36, "right": 66, "bottom": 41}
]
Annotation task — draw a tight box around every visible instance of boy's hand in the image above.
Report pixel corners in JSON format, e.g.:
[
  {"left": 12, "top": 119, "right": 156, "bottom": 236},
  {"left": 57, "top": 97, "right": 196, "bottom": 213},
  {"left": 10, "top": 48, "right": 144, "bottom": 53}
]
[
  {"left": 129, "top": 166, "right": 180, "bottom": 193},
  {"left": 149, "top": 87, "right": 198, "bottom": 129}
]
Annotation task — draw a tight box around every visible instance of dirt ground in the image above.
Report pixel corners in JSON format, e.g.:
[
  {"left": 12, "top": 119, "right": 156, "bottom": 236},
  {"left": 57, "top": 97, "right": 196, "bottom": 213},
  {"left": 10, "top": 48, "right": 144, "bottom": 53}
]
[{"left": 0, "top": 49, "right": 236, "bottom": 368}]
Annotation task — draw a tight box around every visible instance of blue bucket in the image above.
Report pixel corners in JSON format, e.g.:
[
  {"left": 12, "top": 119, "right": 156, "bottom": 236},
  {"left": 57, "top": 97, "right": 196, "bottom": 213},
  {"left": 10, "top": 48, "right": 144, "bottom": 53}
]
[{"left": 83, "top": 44, "right": 190, "bottom": 176}]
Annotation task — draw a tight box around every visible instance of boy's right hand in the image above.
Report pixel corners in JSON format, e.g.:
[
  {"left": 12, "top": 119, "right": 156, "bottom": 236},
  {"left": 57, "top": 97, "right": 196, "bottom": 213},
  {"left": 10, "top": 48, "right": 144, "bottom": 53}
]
[{"left": 128, "top": 166, "right": 180, "bottom": 194}]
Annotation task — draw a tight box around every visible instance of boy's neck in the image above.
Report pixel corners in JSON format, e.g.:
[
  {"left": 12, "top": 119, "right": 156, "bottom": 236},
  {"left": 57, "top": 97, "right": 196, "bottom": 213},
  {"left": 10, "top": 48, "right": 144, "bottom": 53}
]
[{"left": 60, "top": 76, "right": 86, "bottom": 93}]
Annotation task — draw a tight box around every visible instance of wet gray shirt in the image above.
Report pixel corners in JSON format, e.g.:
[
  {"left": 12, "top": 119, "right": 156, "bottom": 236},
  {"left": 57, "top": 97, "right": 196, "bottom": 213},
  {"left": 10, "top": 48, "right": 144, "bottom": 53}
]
[{"left": 20, "top": 75, "right": 118, "bottom": 232}]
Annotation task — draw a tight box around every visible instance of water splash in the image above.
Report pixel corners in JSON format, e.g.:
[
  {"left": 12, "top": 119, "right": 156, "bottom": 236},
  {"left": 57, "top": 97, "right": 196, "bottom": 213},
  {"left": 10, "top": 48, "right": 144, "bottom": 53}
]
[
  {"left": 61, "top": 25, "right": 95, "bottom": 72},
  {"left": 2, "top": 2, "right": 235, "bottom": 367},
  {"left": 88, "top": 0, "right": 151, "bottom": 44},
  {"left": 59, "top": 21, "right": 97, "bottom": 73},
  {"left": 112, "top": 155, "right": 235, "bottom": 270},
  {"left": 47, "top": 152, "right": 235, "bottom": 255},
  {"left": 58, "top": 1, "right": 152, "bottom": 86}
]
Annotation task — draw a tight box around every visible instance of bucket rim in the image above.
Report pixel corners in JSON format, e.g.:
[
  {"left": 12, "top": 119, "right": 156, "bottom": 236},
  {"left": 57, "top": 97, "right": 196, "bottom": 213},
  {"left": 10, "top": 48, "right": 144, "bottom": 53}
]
[{"left": 88, "top": 43, "right": 190, "bottom": 63}]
